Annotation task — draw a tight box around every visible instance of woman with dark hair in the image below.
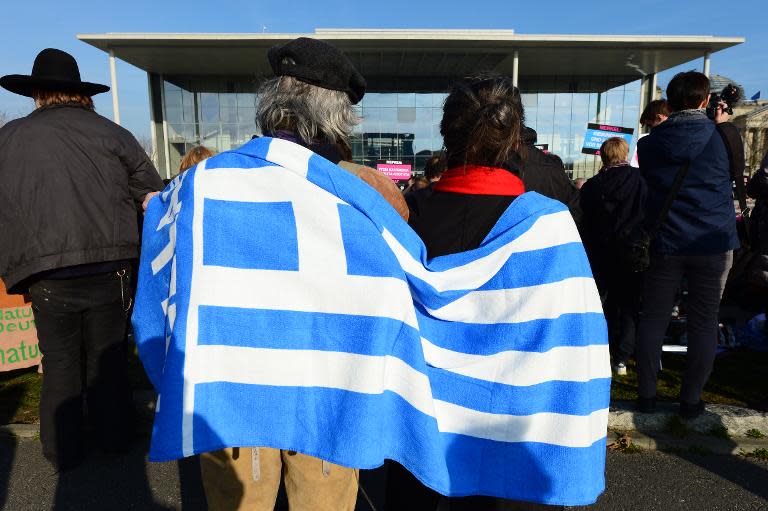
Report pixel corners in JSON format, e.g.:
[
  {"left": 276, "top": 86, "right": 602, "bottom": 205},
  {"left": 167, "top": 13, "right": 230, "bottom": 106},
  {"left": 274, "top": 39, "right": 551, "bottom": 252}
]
[
  {"left": 407, "top": 75, "right": 527, "bottom": 257},
  {"left": 387, "top": 74, "right": 564, "bottom": 511}
]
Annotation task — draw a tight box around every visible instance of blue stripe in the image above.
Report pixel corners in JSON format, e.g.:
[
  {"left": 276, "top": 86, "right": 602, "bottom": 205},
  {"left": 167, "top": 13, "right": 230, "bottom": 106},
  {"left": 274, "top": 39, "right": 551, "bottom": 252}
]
[
  {"left": 440, "top": 433, "right": 606, "bottom": 506},
  {"left": 163, "top": 383, "right": 605, "bottom": 506},
  {"left": 417, "top": 308, "right": 608, "bottom": 354},
  {"left": 428, "top": 369, "right": 611, "bottom": 416},
  {"left": 144, "top": 165, "right": 199, "bottom": 459},
  {"left": 405, "top": 244, "right": 595, "bottom": 311},
  {"left": 197, "top": 306, "right": 426, "bottom": 370}
]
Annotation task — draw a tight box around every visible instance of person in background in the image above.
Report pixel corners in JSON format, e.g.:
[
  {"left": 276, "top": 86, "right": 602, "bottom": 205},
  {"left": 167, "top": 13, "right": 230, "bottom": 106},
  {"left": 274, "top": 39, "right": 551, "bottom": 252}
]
[
  {"left": 403, "top": 175, "right": 430, "bottom": 195},
  {"left": 179, "top": 145, "right": 215, "bottom": 173},
  {"left": 573, "top": 177, "right": 586, "bottom": 190},
  {"left": 580, "top": 137, "right": 647, "bottom": 376},
  {"left": 0, "top": 48, "right": 164, "bottom": 470},
  {"left": 405, "top": 154, "right": 445, "bottom": 213},
  {"left": 424, "top": 153, "right": 445, "bottom": 183},
  {"left": 640, "top": 99, "right": 671, "bottom": 129},
  {"left": 746, "top": 151, "right": 768, "bottom": 412},
  {"left": 635, "top": 71, "right": 739, "bottom": 419},
  {"left": 509, "top": 126, "right": 583, "bottom": 225},
  {"left": 393, "top": 73, "right": 564, "bottom": 511}
]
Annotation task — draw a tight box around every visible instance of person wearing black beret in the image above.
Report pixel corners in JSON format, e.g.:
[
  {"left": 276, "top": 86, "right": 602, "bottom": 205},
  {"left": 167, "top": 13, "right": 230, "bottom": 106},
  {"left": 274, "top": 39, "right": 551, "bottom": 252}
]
[
  {"left": 0, "top": 48, "right": 165, "bottom": 471},
  {"left": 198, "top": 38, "right": 407, "bottom": 511}
]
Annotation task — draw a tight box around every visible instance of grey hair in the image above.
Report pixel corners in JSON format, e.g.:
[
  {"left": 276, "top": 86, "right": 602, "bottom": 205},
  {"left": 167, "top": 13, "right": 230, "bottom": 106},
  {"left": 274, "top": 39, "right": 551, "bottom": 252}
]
[{"left": 256, "top": 76, "right": 359, "bottom": 146}]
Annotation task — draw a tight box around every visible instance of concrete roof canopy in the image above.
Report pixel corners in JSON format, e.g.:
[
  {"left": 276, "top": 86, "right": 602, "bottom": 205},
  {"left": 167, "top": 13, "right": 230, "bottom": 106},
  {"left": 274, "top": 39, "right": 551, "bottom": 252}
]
[{"left": 78, "top": 29, "right": 744, "bottom": 92}]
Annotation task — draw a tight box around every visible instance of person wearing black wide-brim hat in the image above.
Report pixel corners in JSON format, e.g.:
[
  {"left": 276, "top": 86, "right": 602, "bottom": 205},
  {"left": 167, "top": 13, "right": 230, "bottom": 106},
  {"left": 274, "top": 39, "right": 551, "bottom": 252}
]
[{"left": 0, "top": 48, "right": 165, "bottom": 471}]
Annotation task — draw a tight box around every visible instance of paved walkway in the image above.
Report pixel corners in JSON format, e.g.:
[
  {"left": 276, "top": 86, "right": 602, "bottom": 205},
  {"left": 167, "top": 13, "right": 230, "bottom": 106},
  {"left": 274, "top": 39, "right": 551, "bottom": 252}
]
[{"left": 1, "top": 436, "right": 767, "bottom": 510}]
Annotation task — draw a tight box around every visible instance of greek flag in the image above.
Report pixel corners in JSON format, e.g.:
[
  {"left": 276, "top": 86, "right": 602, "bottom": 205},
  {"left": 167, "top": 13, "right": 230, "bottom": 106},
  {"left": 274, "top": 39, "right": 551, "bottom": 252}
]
[{"left": 132, "top": 137, "right": 610, "bottom": 506}]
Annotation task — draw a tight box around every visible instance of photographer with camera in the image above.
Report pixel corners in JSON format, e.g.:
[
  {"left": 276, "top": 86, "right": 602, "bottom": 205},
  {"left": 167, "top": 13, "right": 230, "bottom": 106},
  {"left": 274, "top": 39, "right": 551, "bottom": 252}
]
[{"left": 635, "top": 71, "right": 741, "bottom": 420}]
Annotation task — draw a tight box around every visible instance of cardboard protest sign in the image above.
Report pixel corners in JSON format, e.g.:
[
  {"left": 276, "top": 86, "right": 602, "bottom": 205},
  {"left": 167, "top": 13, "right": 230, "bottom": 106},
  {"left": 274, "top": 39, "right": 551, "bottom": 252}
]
[{"left": 0, "top": 279, "right": 40, "bottom": 371}]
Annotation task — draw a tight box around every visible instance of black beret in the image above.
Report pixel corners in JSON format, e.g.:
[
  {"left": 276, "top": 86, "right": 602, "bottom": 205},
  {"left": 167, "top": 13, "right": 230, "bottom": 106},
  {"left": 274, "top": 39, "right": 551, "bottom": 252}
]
[{"left": 268, "top": 37, "right": 366, "bottom": 105}]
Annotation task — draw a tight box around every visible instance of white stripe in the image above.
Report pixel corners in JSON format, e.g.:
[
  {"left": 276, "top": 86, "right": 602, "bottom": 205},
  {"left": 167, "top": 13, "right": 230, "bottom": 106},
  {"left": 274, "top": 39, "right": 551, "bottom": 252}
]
[
  {"left": 195, "top": 166, "right": 327, "bottom": 204},
  {"left": 434, "top": 400, "right": 608, "bottom": 448},
  {"left": 188, "top": 346, "right": 607, "bottom": 448},
  {"left": 151, "top": 221, "right": 175, "bottom": 275},
  {"left": 382, "top": 210, "right": 581, "bottom": 293},
  {"left": 422, "top": 338, "right": 611, "bottom": 385},
  {"left": 157, "top": 180, "right": 183, "bottom": 231},
  {"left": 196, "top": 266, "right": 418, "bottom": 328},
  {"left": 182, "top": 160, "right": 207, "bottom": 457},
  {"left": 265, "top": 138, "right": 313, "bottom": 178},
  {"left": 292, "top": 192, "right": 347, "bottom": 275},
  {"left": 188, "top": 346, "right": 435, "bottom": 417},
  {"left": 425, "top": 276, "right": 603, "bottom": 324}
]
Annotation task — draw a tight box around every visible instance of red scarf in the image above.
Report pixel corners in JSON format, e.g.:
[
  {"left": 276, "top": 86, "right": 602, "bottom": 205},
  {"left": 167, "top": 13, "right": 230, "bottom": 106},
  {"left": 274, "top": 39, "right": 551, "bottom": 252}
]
[{"left": 433, "top": 165, "right": 525, "bottom": 196}]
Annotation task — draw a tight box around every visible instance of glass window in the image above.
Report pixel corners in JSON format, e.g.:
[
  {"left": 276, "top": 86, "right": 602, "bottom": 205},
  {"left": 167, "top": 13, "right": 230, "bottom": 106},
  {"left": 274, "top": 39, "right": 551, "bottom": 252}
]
[
  {"left": 238, "top": 107, "right": 256, "bottom": 124},
  {"left": 237, "top": 93, "right": 256, "bottom": 109},
  {"left": 221, "top": 107, "right": 238, "bottom": 123},
  {"left": 364, "top": 93, "right": 397, "bottom": 108},
  {"left": 199, "top": 93, "right": 220, "bottom": 123},
  {"left": 397, "top": 93, "right": 416, "bottom": 108},
  {"left": 397, "top": 107, "right": 416, "bottom": 124},
  {"left": 432, "top": 93, "right": 448, "bottom": 108},
  {"left": 415, "top": 94, "right": 433, "bottom": 108},
  {"left": 219, "top": 94, "right": 237, "bottom": 109}
]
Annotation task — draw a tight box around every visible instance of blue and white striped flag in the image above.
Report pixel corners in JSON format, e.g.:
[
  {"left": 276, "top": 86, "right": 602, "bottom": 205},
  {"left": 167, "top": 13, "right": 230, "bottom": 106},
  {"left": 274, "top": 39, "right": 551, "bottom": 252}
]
[{"left": 132, "top": 137, "right": 610, "bottom": 506}]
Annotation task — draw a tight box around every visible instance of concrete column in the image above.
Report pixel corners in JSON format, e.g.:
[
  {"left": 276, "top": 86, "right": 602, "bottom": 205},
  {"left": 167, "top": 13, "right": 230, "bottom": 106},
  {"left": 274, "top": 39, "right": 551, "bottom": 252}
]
[
  {"left": 109, "top": 49, "right": 120, "bottom": 125},
  {"left": 638, "top": 72, "right": 657, "bottom": 135},
  {"left": 512, "top": 50, "right": 519, "bottom": 88},
  {"left": 703, "top": 51, "right": 711, "bottom": 77},
  {"left": 146, "top": 73, "right": 159, "bottom": 168},
  {"left": 159, "top": 74, "right": 172, "bottom": 180}
]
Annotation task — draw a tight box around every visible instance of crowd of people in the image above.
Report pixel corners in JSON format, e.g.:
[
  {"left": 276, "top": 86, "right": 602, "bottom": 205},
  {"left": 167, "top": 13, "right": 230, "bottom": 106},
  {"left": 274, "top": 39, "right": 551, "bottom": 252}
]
[{"left": 0, "top": 38, "right": 765, "bottom": 511}]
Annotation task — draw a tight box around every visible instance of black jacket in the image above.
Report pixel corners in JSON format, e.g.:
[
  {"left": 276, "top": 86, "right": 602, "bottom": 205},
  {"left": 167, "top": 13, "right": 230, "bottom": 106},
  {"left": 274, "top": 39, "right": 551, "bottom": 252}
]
[
  {"left": 747, "top": 154, "right": 768, "bottom": 254},
  {"left": 508, "top": 131, "right": 582, "bottom": 225},
  {"left": 408, "top": 190, "right": 516, "bottom": 257},
  {"left": 0, "top": 104, "right": 164, "bottom": 293},
  {"left": 579, "top": 164, "right": 647, "bottom": 289},
  {"left": 747, "top": 153, "right": 768, "bottom": 286}
]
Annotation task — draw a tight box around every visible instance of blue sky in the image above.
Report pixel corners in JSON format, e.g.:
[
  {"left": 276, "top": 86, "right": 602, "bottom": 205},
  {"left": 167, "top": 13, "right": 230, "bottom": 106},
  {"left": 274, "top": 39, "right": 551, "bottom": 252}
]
[{"left": 1, "top": 0, "right": 765, "bottom": 139}]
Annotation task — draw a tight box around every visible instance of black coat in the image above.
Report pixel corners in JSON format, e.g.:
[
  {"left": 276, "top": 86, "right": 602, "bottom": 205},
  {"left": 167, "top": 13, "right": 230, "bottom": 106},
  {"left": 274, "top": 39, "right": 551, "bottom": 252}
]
[
  {"left": 408, "top": 189, "right": 515, "bottom": 257},
  {"left": 748, "top": 156, "right": 768, "bottom": 254},
  {"left": 579, "top": 164, "right": 647, "bottom": 289},
  {"left": 747, "top": 154, "right": 768, "bottom": 285},
  {"left": 508, "top": 144, "right": 582, "bottom": 225},
  {"left": 0, "top": 104, "right": 164, "bottom": 293}
]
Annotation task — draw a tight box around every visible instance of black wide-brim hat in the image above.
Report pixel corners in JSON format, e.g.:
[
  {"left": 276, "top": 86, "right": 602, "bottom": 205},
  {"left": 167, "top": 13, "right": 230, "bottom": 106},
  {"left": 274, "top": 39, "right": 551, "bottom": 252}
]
[
  {"left": 0, "top": 48, "right": 109, "bottom": 98},
  {"left": 268, "top": 37, "right": 366, "bottom": 104}
]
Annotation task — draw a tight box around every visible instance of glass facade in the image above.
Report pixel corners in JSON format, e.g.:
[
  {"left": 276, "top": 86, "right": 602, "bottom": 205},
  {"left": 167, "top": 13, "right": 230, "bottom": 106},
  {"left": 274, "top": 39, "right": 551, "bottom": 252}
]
[
  {"left": 521, "top": 79, "right": 641, "bottom": 178},
  {"left": 159, "top": 77, "right": 641, "bottom": 180},
  {"left": 163, "top": 80, "right": 258, "bottom": 173}
]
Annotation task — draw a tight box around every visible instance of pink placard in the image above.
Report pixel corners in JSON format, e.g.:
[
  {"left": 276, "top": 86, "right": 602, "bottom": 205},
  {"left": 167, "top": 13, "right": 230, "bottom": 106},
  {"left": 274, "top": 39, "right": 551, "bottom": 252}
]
[{"left": 376, "top": 163, "right": 412, "bottom": 181}]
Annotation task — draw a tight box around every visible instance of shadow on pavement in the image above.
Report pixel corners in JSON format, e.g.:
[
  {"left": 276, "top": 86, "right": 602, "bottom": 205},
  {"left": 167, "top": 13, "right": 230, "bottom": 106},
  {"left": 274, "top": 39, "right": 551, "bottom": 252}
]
[
  {"left": 635, "top": 409, "right": 768, "bottom": 502},
  {"left": 50, "top": 435, "right": 200, "bottom": 511}
]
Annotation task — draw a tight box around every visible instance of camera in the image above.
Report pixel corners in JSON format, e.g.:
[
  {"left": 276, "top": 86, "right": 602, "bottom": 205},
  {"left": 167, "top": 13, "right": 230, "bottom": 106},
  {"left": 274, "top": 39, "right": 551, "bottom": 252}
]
[{"left": 706, "top": 83, "right": 741, "bottom": 119}]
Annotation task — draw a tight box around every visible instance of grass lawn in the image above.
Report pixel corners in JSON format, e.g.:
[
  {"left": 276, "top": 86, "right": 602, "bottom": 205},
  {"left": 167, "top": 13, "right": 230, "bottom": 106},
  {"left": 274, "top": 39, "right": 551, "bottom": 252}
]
[
  {"left": 612, "top": 349, "right": 768, "bottom": 406},
  {"left": 2, "top": 348, "right": 767, "bottom": 425}
]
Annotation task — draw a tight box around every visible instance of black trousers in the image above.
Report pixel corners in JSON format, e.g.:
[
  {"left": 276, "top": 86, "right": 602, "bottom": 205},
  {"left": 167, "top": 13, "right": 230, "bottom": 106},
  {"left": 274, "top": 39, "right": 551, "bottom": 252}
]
[
  {"left": 603, "top": 269, "right": 643, "bottom": 364},
  {"left": 29, "top": 269, "right": 135, "bottom": 468}
]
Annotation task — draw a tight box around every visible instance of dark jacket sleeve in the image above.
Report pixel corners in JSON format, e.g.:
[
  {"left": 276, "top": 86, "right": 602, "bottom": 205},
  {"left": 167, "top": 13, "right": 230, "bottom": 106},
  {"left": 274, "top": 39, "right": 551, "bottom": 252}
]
[
  {"left": 747, "top": 163, "right": 768, "bottom": 200},
  {"left": 119, "top": 129, "right": 165, "bottom": 204}
]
